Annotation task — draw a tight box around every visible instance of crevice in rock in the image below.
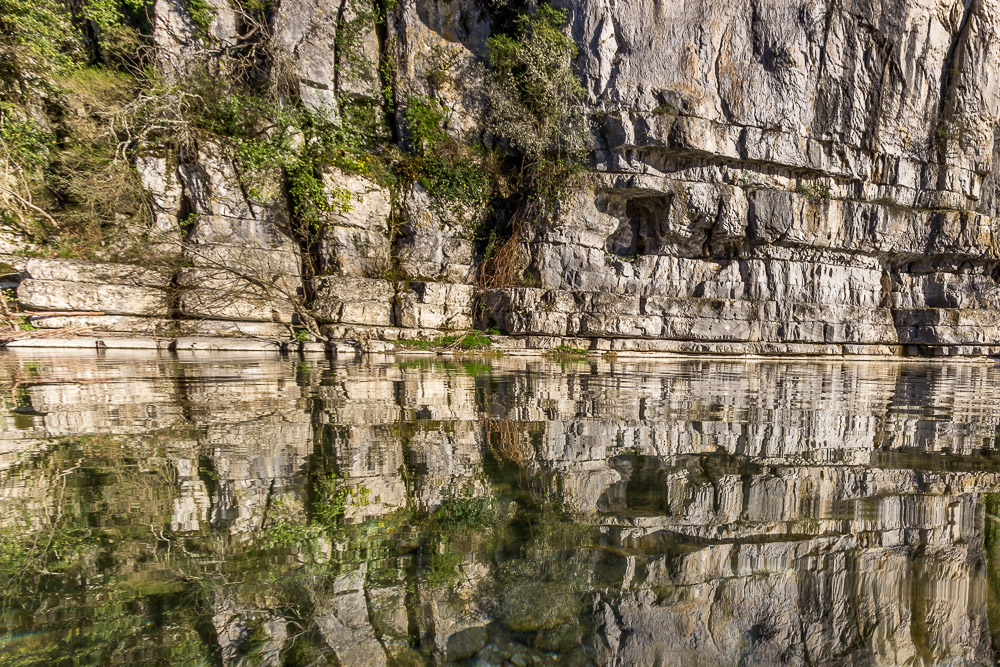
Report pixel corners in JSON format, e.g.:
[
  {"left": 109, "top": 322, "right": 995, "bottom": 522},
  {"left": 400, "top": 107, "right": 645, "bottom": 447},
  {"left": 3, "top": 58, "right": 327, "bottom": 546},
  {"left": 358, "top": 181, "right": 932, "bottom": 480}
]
[
  {"left": 373, "top": 0, "right": 400, "bottom": 144},
  {"left": 333, "top": 0, "right": 350, "bottom": 96},
  {"left": 933, "top": 0, "right": 978, "bottom": 182},
  {"left": 938, "top": 0, "right": 978, "bottom": 118},
  {"left": 603, "top": 194, "right": 672, "bottom": 257}
]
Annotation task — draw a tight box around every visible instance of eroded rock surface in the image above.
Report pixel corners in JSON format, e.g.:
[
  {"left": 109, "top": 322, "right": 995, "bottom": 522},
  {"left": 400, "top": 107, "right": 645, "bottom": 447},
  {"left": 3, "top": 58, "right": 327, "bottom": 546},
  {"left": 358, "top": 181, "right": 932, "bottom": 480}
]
[{"left": 14, "top": 0, "right": 1000, "bottom": 354}]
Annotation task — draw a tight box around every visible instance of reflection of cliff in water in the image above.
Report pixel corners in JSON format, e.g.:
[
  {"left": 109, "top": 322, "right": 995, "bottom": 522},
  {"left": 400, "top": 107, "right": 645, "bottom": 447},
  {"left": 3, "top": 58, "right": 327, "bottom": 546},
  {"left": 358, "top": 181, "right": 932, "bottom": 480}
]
[{"left": 1, "top": 352, "right": 999, "bottom": 665}]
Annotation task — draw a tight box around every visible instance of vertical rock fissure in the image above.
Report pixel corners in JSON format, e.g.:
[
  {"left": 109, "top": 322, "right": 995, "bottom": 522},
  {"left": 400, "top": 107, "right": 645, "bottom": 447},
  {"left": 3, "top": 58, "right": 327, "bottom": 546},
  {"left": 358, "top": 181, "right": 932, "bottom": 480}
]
[
  {"left": 333, "top": 0, "right": 350, "bottom": 96},
  {"left": 373, "top": 0, "right": 403, "bottom": 327},
  {"left": 937, "top": 0, "right": 978, "bottom": 118},
  {"left": 934, "top": 0, "right": 978, "bottom": 180}
]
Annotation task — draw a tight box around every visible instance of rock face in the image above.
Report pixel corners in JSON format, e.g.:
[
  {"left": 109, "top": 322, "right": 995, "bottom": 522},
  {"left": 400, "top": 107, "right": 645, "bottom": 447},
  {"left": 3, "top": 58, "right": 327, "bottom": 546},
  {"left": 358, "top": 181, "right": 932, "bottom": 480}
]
[
  {"left": 19, "top": 258, "right": 173, "bottom": 319},
  {"left": 13, "top": 0, "right": 1000, "bottom": 355},
  {"left": 478, "top": 0, "right": 1000, "bottom": 355}
]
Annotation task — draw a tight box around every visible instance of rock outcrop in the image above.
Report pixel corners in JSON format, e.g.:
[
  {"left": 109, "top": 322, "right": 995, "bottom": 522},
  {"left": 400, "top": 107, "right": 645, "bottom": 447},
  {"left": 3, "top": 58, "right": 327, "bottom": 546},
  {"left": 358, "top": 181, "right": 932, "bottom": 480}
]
[{"left": 10, "top": 0, "right": 1000, "bottom": 356}]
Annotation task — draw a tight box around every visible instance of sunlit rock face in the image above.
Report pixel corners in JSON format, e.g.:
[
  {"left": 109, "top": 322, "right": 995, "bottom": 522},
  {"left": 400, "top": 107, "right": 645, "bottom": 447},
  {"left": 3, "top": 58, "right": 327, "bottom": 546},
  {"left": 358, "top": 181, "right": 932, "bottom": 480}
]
[
  {"left": 1, "top": 352, "right": 1000, "bottom": 664},
  {"left": 476, "top": 0, "right": 1000, "bottom": 354},
  {"left": 18, "top": 0, "right": 1000, "bottom": 355}
]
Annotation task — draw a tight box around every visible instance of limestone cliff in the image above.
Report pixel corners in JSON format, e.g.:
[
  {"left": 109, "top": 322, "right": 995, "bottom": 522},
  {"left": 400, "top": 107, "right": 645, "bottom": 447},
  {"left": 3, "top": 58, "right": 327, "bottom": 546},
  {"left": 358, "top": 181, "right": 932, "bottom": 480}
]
[{"left": 7, "top": 0, "right": 1000, "bottom": 356}]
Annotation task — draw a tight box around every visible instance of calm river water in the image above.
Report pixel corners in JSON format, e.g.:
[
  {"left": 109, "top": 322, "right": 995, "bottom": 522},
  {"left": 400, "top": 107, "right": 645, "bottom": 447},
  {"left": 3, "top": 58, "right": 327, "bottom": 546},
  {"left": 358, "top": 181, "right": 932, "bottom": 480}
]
[{"left": 1, "top": 351, "right": 999, "bottom": 665}]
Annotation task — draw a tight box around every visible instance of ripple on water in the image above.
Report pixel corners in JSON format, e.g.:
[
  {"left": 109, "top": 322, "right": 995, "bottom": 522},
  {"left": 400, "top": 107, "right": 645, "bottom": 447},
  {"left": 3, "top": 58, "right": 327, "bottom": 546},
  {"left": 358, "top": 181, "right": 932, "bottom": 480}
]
[{"left": 0, "top": 352, "right": 998, "bottom": 664}]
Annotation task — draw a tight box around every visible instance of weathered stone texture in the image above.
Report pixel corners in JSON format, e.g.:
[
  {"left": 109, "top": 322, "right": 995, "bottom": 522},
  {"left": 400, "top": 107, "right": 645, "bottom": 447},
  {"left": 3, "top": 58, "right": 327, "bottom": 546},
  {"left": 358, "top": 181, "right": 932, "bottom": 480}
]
[
  {"left": 312, "top": 276, "right": 395, "bottom": 326},
  {"left": 316, "top": 169, "right": 393, "bottom": 278},
  {"left": 477, "top": 0, "right": 1000, "bottom": 353},
  {"left": 396, "top": 281, "right": 473, "bottom": 330},
  {"left": 18, "top": 0, "right": 1000, "bottom": 353},
  {"left": 19, "top": 259, "right": 171, "bottom": 318},
  {"left": 395, "top": 184, "right": 477, "bottom": 284},
  {"left": 3, "top": 355, "right": 997, "bottom": 663}
]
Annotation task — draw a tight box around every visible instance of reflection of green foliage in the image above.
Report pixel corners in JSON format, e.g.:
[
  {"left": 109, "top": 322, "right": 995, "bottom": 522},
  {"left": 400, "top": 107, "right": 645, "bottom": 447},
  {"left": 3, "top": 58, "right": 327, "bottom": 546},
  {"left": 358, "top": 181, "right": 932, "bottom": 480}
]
[
  {"left": 461, "top": 361, "right": 493, "bottom": 377},
  {"left": 313, "top": 472, "right": 351, "bottom": 526},
  {"left": 424, "top": 550, "right": 462, "bottom": 588},
  {"left": 432, "top": 492, "right": 497, "bottom": 534},
  {"left": 397, "top": 358, "right": 493, "bottom": 377},
  {"left": 0, "top": 411, "right": 608, "bottom": 662}
]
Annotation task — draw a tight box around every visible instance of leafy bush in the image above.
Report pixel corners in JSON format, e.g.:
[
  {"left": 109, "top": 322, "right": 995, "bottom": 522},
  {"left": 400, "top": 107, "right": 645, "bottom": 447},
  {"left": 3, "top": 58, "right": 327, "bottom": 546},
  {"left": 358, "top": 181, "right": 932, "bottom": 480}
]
[
  {"left": 0, "top": 0, "right": 160, "bottom": 260},
  {"left": 548, "top": 344, "right": 589, "bottom": 359},
  {"left": 401, "top": 94, "right": 495, "bottom": 234},
  {"left": 181, "top": 0, "right": 216, "bottom": 37},
  {"left": 0, "top": 0, "right": 78, "bottom": 95},
  {"left": 78, "top": 0, "right": 154, "bottom": 65},
  {"left": 485, "top": 5, "right": 586, "bottom": 161},
  {"left": 405, "top": 95, "right": 448, "bottom": 151},
  {"left": 477, "top": 5, "right": 588, "bottom": 288},
  {"left": 0, "top": 103, "right": 53, "bottom": 168}
]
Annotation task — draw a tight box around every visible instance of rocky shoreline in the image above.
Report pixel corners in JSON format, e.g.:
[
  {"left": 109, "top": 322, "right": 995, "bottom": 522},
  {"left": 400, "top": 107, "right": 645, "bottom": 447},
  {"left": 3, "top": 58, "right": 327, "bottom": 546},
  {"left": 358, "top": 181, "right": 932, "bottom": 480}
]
[
  {"left": 6, "top": 254, "right": 1000, "bottom": 359},
  {"left": 6, "top": 332, "right": 1000, "bottom": 360}
]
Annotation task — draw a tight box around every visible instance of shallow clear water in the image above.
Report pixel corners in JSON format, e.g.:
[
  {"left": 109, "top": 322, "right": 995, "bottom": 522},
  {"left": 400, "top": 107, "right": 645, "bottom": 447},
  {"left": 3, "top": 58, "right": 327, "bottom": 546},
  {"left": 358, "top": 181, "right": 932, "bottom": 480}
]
[{"left": 1, "top": 352, "right": 1000, "bottom": 665}]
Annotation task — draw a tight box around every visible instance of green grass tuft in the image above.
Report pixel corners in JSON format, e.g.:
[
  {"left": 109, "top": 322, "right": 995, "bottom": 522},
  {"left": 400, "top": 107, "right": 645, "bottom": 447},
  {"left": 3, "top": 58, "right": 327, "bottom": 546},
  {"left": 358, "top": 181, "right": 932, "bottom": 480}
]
[{"left": 396, "top": 332, "right": 493, "bottom": 351}]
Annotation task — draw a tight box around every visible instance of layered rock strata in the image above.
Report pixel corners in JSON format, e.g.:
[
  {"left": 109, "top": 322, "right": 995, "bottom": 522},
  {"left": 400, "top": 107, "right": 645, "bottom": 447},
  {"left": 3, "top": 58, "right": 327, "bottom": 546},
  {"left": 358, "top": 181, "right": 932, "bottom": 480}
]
[{"left": 11, "top": 0, "right": 1000, "bottom": 356}]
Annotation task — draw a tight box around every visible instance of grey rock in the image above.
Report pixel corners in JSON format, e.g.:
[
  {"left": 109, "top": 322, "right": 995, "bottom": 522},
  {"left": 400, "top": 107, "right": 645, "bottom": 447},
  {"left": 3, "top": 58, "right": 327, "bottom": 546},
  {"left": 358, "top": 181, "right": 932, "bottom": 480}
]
[
  {"left": 446, "top": 625, "right": 489, "bottom": 661},
  {"left": 18, "top": 280, "right": 170, "bottom": 317},
  {"left": 25, "top": 259, "right": 172, "bottom": 288},
  {"left": 395, "top": 184, "right": 477, "bottom": 283},
  {"left": 315, "top": 572, "right": 388, "bottom": 667},
  {"left": 395, "top": 281, "right": 473, "bottom": 330},
  {"left": 313, "top": 276, "right": 395, "bottom": 326},
  {"left": 272, "top": 0, "right": 380, "bottom": 114},
  {"left": 316, "top": 169, "right": 393, "bottom": 278}
]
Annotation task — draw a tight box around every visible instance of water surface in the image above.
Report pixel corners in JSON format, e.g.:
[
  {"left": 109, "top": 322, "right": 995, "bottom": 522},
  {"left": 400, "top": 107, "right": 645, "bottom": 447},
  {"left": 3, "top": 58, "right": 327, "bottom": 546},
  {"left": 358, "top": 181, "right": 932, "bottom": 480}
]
[{"left": 1, "top": 352, "right": 1000, "bottom": 665}]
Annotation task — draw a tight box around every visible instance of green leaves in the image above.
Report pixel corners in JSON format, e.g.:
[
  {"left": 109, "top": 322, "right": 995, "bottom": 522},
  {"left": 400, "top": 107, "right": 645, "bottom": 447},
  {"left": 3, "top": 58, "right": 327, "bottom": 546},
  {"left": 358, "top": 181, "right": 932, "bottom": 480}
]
[
  {"left": 0, "top": 0, "right": 78, "bottom": 92},
  {"left": 182, "top": 0, "right": 216, "bottom": 36},
  {"left": 485, "top": 5, "right": 585, "bottom": 161},
  {"left": 404, "top": 95, "right": 448, "bottom": 152},
  {"left": 0, "top": 103, "right": 53, "bottom": 168}
]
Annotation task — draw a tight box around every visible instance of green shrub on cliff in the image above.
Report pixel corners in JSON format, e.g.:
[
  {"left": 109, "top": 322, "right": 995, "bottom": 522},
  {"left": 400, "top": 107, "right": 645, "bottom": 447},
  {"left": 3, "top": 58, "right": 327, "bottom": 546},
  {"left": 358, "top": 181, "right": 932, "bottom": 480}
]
[
  {"left": 485, "top": 5, "right": 586, "bottom": 162},
  {"left": 0, "top": 0, "right": 77, "bottom": 94},
  {"left": 403, "top": 94, "right": 494, "bottom": 233},
  {"left": 0, "top": 0, "right": 158, "bottom": 259},
  {"left": 477, "top": 4, "right": 587, "bottom": 287}
]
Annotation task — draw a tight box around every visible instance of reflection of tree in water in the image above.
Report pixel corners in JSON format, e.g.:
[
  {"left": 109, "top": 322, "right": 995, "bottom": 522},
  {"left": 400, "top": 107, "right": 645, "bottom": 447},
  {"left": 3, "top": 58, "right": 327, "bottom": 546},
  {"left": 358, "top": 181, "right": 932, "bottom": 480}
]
[{"left": 0, "top": 357, "right": 998, "bottom": 664}]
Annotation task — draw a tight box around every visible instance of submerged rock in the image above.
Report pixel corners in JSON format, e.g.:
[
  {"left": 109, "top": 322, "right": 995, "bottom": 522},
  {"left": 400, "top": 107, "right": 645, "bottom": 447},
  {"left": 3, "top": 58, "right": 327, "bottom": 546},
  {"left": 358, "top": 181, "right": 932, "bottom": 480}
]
[{"left": 499, "top": 582, "right": 580, "bottom": 633}]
